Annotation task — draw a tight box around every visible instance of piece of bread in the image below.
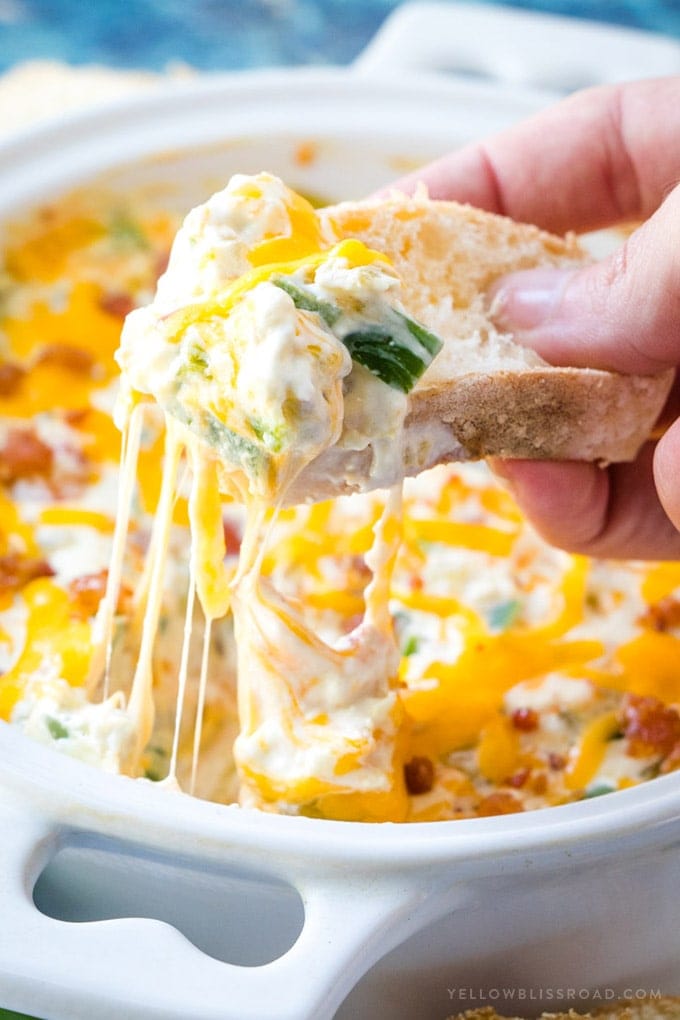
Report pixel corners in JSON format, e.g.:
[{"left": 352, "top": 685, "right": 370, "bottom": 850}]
[
  {"left": 287, "top": 192, "right": 672, "bottom": 503},
  {"left": 447, "top": 998, "right": 680, "bottom": 1020}
]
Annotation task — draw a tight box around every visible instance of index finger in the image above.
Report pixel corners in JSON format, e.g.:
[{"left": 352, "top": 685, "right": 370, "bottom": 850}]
[{"left": 393, "top": 77, "right": 680, "bottom": 234}]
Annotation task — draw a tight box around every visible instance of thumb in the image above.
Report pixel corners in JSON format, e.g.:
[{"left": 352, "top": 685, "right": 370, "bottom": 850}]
[{"left": 492, "top": 183, "right": 680, "bottom": 376}]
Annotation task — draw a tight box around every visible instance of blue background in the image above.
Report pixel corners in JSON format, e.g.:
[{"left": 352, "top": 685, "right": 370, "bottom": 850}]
[{"left": 0, "top": 0, "right": 678, "bottom": 73}]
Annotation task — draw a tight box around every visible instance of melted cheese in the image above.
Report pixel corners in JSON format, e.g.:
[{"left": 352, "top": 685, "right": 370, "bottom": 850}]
[
  {"left": 0, "top": 578, "right": 95, "bottom": 717},
  {"left": 231, "top": 487, "right": 405, "bottom": 819},
  {"left": 110, "top": 175, "right": 680, "bottom": 817},
  {"left": 111, "top": 173, "right": 415, "bottom": 815},
  {"left": 5, "top": 176, "right": 680, "bottom": 823}
]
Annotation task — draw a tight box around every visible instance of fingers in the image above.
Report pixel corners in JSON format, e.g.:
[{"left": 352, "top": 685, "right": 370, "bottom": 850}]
[
  {"left": 490, "top": 458, "right": 609, "bottom": 552},
  {"left": 653, "top": 369, "right": 680, "bottom": 432},
  {"left": 391, "top": 76, "right": 680, "bottom": 560},
  {"left": 478, "top": 86, "right": 680, "bottom": 561},
  {"left": 392, "top": 77, "right": 680, "bottom": 233},
  {"left": 491, "top": 444, "right": 680, "bottom": 561},
  {"left": 491, "top": 183, "right": 680, "bottom": 375},
  {"left": 654, "top": 419, "right": 680, "bottom": 534}
]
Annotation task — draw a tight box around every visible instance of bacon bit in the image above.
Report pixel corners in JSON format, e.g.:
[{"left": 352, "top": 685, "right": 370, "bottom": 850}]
[
  {"left": 36, "top": 343, "right": 95, "bottom": 375},
  {"left": 621, "top": 693, "right": 680, "bottom": 760},
  {"left": 0, "top": 428, "right": 53, "bottom": 483},
  {"left": 511, "top": 707, "right": 539, "bottom": 732},
  {"left": 63, "top": 409, "right": 88, "bottom": 426},
  {"left": 638, "top": 596, "right": 680, "bottom": 632},
  {"left": 38, "top": 206, "right": 57, "bottom": 224},
  {"left": 404, "top": 756, "right": 435, "bottom": 795},
  {"left": 530, "top": 772, "right": 548, "bottom": 795},
  {"left": 661, "top": 743, "right": 680, "bottom": 775},
  {"left": 0, "top": 553, "right": 54, "bottom": 592},
  {"left": 68, "top": 570, "right": 108, "bottom": 619},
  {"left": 548, "top": 752, "right": 566, "bottom": 771},
  {"left": 476, "top": 791, "right": 523, "bottom": 817},
  {"left": 99, "top": 291, "right": 135, "bottom": 319},
  {"left": 68, "top": 569, "right": 132, "bottom": 620},
  {"left": 222, "top": 519, "right": 242, "bottom": 556},
  {"left": 0, "top": 361, "right": 26, "bottom": 396},
  {"left": 506, "top": 767, "right": 530, "bottom": 789},
  {"left": 294, "top": 142, "right": 318, "bottom": 167}
]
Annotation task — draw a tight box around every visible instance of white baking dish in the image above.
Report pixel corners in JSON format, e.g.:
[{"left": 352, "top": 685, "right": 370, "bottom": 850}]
[{"left": 1, "top": 5, "right": 680, "bottom": 1019}]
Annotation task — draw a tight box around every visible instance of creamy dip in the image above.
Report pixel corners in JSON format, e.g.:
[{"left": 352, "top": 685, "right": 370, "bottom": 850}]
[{"left": 1, "top": 175, "right": 679, "bottom": 822}]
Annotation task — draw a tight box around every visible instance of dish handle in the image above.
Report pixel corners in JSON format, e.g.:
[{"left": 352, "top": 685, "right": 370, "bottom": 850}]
[
  {"left": 354, "top": 1, "right": 680, "bottom": 94},
  {"left": 0, "top": 799, "right": 441, "bottom": 1020}
]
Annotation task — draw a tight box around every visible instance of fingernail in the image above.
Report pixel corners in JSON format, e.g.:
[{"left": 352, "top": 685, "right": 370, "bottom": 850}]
[{"left": 491, "top": 268, "right": 574, "bottom": 331}]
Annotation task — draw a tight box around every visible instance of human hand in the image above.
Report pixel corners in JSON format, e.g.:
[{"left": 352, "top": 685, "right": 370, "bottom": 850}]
[{"left": 393, "top": 77, "right": 680, "bottom": 560}]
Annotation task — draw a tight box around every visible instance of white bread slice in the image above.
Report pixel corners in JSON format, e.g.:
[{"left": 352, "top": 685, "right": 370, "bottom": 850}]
[{"left": 287, "top": 193, "right": 672, "bottom": 503}]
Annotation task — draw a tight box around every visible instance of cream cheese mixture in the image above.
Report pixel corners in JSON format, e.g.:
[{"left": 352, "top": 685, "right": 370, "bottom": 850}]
[{"left": 2, "top": 172, "right": 680, "bottom": 823}]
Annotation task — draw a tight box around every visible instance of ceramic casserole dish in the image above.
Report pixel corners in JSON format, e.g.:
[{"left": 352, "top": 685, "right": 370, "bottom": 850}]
[{"left": 1, "top": 5, "right": 680, "bottom": 1018}]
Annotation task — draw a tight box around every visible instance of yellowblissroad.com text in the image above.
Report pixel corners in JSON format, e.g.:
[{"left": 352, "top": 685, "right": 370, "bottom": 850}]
[{"left": 446, "top": 986, "right": 664, "bottom": 1004}]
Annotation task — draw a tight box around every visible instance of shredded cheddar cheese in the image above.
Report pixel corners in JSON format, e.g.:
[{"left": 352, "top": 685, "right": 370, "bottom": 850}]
[{"left": 1, "top": 173, "right": 680, "bottom": 821}]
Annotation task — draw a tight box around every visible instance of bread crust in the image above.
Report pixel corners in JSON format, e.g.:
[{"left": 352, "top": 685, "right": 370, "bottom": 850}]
[
  {"left": 446, "top": 998, "right": 680, "bottom": 1020},
  {"left": 288, "top": 365, "right": 663, "bottom": 503},
  {"left": 409, "top": 368, "right": 666, "bottom": 463}
]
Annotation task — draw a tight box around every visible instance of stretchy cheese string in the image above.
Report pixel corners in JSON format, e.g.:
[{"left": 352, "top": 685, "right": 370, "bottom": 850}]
[
  {"left": 91, "top": 401, "right": 143, "bottom": 700},
  {"left": 190, "top": 615, "right": 212, "bottom": 796},
  {"left": 364, "top": 484, "right": 403, "bottom": 634},
  {"left": 125, "top": 415, "right": 183, "bottom": 770},
  {"left": 167, "top": 560, "right": 197, "bottom": 786},
  {"left": 184, "top": 445, "right": 237, "bottom": 793}
]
